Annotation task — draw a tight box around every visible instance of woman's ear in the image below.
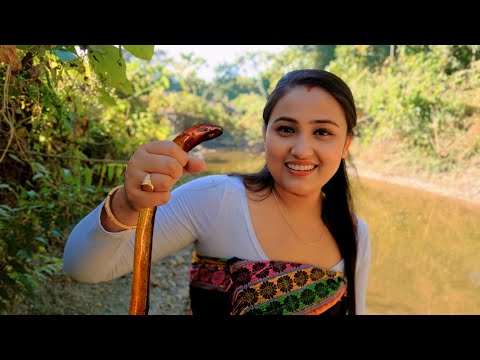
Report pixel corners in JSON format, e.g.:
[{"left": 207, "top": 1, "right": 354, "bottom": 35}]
[{"left": 342, "top": 135, "right": 352, "bottom": 159}]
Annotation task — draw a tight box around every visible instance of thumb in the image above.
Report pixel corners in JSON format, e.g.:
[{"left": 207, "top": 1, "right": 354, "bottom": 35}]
[{"left": 184, "top": 156, "right": 207, "bottom": 174}]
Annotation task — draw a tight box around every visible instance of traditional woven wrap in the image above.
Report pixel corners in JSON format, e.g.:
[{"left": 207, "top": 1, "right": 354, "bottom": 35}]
[{"left": 189, "top": 252, "right": 347, "bottom": 316}]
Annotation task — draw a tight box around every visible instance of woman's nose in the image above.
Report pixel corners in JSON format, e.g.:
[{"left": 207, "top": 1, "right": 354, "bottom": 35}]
[{"left": 291, "top": 135, "right": 314, "bottom": 158}]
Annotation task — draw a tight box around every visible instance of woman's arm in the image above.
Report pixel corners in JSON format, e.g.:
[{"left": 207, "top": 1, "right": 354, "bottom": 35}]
[
  {"left": 63, "top": 175, "right": 226, "bottom": 284},
  {"left": 63, "top": 186, "right": 204, "bottom": 283},
  {"left": 63, "top": 200, "right": 137, "bottom": 283},
  {"left": 63, "top": 136, "right": 208, "bottom": 283},
  {"left": 355, "top": 218, "right": 372, "bottom": 315}
]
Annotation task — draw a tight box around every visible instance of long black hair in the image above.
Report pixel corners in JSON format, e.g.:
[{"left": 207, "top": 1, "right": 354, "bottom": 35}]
[{"left": 231, "top": 69, "right": 359, "bottom": 314}]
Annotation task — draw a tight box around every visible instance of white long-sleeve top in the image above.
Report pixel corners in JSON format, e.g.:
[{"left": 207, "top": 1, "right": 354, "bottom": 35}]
[{"left": 64, "top": 174, "right": 371, "bottom": 314}]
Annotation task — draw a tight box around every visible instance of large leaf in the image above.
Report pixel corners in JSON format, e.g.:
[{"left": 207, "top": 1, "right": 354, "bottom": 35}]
[
  {"left": 52, "top": 49, "right": 78, "bottom": 62},
  {"left": 98, "top": 88, "right": 117, "bottom": 106},
  {"left": 88, "top": 45, "right": 134, "bottom": 95},
  {"left": 123, "top": 45, "right": 155, "bottom": 61}
]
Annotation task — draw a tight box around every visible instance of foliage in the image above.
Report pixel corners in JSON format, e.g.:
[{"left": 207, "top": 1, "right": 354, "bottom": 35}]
[
  {"left": 163, "top": 52, "right": 209, "bottom": 96},
  {"left": 292, "top": 45, "right": 337, "bottom": 70},
  {"left": 229, "top": 93, "right": 265, "bottom": 148},
  {"left": 210, "top": 62, "right": 261, "bottom": 100},
  {"left": 262, "top": 46, "right": 316, "bottom": 94},
  {"left": 148, "top": 90, "right": 230, "bottom": 145},
  {"left": 0, "top": 45, "right": 154, "bottom": 312},
  {"left": 0, "top": 160, "right": 105, "bottom": 311},
  {"left": 327, "top": 45, "right": 480, "bottom": 166},
  {"left": 96, "top": 57, "right": 172, "bottom": 157}
]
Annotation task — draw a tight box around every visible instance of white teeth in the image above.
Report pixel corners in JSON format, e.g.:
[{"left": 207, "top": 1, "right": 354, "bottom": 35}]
[{"left": 286, "top": 164, "right": 315, "bottom": 171}]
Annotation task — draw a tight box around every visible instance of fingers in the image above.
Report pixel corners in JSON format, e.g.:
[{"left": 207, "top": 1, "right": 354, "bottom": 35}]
[
  {"left": 184, "top": 156, "right": 206, "bottom": 174},
  {"left": 128, "top": 141, "right": 186, "bottom": 178},
  {"left": 143, "top": 140, "right": 189, "bottom": 167},
  {"left": 143, "top": 173, "right": 177, "bottom": 192},
  {"left": 123, "top": 179, "right": 172, "bottom": 211},
  {"left": 123, "top": 140, "right": 207, "bottom": 210},
  {"left": 136, "top": 153, "right": 185, "bottom": 180}
]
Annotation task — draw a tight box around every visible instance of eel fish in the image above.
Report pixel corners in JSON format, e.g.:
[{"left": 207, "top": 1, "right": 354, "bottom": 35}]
[{"left": 129, "top": 123, "right": 223, "bottom": 315}]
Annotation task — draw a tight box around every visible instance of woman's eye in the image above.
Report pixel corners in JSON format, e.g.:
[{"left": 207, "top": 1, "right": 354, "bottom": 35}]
[
  {"left": 278, "top": 126, "right": 294, "bottom": 134},
  {"left": 315, "top": 129, "right": 332, "bottom": 136}
]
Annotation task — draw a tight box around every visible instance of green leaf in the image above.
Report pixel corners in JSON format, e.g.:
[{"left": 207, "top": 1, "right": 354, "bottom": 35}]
[
  {"left": 0, "top": 208, "right": 10, "bottom": 218},
  {"left": 27, "top": 190, "right": 37, "bottom": 198},
  {"left": 0, "top": 183, "right": 12, "bottom": 191},
  {"left": 107, "top": 165, "right": 114, "bottom": 183},
  {"left": 52, "top": 49, "right": 78, "bottom": 62},
  {"left": 98, "top": 88, "right": 117, "bottom": 106},
  {"left": 115, "top": 165, "right": 125, "bottom": 181},
  {"left": 123, "top": 45, "right": 155, "bottom": 61},
  {"left": 51, "top": 229, "right": 63, "bottom": 238},
  {"left": 35, "top": 236, "right": 48, "bottom": 245},
  {"left": 84, "top": 168, "right": 92, "bottom": 187},
  {"left": 32, "top": 162, "right": 49, "bottom": 175},
  {"left": 16, "top": 273, "right": 35, "bottom": 296},
  {"left": 88, "top": 45, "right": 134, "bottom": 95},
  {"left": 32, "top": 173, "right": 43, "bottom": 181},
  {"left": 97, "top": 163, "right": 108, "bottom": 189},
  {"left": 57, "top": 45, "right": 78, "bottom": 53},
  {"left": 8, "top": 153, "right": 24, "bottom": 164}
]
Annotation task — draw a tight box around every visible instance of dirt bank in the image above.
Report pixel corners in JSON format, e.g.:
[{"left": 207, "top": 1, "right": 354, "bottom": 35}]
[{"left": 351, "top": 161, "right": 480, "bottom": 206}]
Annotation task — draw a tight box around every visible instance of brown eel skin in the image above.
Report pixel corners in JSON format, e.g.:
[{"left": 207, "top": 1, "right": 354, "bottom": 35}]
[{"left": 129, "top": 123, "right": 223, "bottom": 315}]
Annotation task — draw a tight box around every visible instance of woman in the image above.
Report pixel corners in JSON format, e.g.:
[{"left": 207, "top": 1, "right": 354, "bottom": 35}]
[{"left": 63, "top": 69, "right": 371, "bottom": 315}]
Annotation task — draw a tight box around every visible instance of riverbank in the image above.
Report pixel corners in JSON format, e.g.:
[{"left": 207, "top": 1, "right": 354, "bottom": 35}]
[
  {"left": 350, "top": 161, "right": 480, "bottom": 207},
  {"left": 349, "top": 140, "right": 480, "bottom": 207}
]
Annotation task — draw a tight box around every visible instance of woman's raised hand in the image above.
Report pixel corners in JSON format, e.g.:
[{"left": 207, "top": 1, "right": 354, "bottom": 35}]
[{"left": 123, "top": 140, "right": 206, "bottom": 211}]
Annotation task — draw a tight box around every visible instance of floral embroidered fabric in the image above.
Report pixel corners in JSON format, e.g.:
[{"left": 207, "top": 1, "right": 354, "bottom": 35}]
[{"left": 189, "top": 252, "right": 347, "bottom": 316}]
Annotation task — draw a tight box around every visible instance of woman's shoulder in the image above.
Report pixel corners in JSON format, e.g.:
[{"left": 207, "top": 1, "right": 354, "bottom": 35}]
[
  {"left": 355, "top": 215, "right": 368, "bottom": 237},
  {"left": 174, "top": 174, "right": 245, "bottom": 193},
  {"left": 171, "top": 175, "right": 246, "bottom": 212},
  {"left": 354, "top": 214, "right": 371, "bottom": 260}
]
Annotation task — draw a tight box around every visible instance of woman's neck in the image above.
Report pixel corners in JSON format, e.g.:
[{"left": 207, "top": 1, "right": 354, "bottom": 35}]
[{"left": 272, "top": 185, "right": 323, "bottom": 216}]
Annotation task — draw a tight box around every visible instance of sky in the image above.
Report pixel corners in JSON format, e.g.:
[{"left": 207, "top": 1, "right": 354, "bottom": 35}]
[{"left": 155, "top": 45, "right": 287, "bottom": 81}]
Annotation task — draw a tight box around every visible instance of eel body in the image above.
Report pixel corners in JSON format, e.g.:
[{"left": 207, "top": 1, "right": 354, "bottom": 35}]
[{"left": 129, "top": 124, "right": 223, "bottom": 315}]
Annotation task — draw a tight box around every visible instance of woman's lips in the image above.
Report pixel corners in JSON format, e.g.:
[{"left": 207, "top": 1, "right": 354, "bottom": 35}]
[{"left": 285, "top": 163, "right": 317, "bottom": 176}]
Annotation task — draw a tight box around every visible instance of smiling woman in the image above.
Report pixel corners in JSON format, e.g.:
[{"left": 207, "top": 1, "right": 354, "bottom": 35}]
[
  {"left": 63, "top": 69, "right": 371, "bottom": 315},
  {"left": 263, "top": 87, "right": 351, "bottom": 197}
]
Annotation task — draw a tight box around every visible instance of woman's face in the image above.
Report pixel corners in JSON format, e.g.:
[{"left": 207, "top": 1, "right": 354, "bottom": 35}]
[{"left": 263, "top": 85, "right": 352, "bottom": 197}]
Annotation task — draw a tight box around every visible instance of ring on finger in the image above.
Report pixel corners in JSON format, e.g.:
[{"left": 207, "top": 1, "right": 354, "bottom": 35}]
[{"left": 141, "top": 173, "right": 155, "bottom": 192}]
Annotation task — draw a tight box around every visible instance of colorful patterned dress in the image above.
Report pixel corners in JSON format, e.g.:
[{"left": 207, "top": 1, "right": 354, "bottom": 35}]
[{"left": 189, "top": 252, "right": 347, "bottom": 316}]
